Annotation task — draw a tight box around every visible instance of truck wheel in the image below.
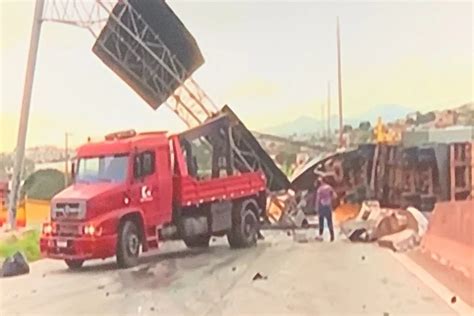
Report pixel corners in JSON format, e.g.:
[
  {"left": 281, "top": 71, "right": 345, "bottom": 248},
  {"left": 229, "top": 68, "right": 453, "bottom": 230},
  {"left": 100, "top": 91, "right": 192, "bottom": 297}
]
[
  {"left": 116, "top": 220, "right": 140, "bottom": 268},
  {"left": 65, "top": 259, "right": 84, "bottom": 270},
  {"left": 183, "top": 235, "right": 210, "bottom": 248},
  {"left": 227, "top": 200, "right": 259, "bottom": 248}
]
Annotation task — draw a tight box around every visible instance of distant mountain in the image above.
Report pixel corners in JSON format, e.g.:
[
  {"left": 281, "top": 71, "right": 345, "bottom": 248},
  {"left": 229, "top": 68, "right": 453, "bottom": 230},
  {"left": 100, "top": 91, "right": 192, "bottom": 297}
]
[
  {"left": 355, "top": 104, "right": 412, "bottom": 123},
  {"left": 264, "top": 104, "right": 412, "bottom": 136},
  {"left": 265, "top": 116, "right": 326, "bottom": 136}
]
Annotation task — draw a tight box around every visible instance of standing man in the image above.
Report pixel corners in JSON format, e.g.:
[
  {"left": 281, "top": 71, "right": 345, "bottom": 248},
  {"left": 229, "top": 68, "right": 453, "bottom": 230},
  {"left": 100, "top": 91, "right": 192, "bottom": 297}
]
[{"left": 314, "top": 175, "right": 337, "bottom": 241}]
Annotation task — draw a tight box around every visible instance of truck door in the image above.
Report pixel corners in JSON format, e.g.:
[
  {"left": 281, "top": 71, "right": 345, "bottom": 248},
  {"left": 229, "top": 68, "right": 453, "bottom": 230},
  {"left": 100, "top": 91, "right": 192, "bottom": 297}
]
[{"left": 131, "top": 150, "right": 161, "bottom": 227}]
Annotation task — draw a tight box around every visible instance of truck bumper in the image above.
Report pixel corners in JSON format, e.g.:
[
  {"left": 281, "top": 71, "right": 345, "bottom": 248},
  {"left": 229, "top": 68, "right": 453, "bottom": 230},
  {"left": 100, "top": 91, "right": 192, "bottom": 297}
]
[{"left": 40, "top": 234, "right": 117, "bottom": 261}]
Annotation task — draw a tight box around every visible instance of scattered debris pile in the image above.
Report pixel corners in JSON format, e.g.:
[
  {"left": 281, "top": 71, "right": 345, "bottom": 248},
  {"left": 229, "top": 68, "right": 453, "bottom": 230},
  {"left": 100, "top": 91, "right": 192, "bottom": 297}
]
[
  {"left": 265, "top": 191, "right": 306, "bottom": 228},
  {"left": 340, "top": 201, "right": 428, "bottom": 252}
]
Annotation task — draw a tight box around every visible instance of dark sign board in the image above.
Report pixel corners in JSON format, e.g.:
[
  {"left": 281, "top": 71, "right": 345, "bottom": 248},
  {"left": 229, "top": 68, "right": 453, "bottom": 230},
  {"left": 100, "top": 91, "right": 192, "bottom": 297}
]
[{"left": 93, "top": 0, "right": 204, "bottom": 109}]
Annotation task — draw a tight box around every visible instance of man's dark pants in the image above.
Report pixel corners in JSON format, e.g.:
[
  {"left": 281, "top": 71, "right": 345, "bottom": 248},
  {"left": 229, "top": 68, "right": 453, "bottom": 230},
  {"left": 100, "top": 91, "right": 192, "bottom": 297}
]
[{"left": 318, "top": 205, "right": 334, "bottom": 241}]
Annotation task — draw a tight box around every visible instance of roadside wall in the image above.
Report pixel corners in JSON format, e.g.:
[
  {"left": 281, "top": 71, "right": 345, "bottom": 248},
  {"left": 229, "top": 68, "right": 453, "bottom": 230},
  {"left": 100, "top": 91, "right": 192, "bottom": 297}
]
[{"left": 421, "top": 200, "right": 474, "bottom": 278}]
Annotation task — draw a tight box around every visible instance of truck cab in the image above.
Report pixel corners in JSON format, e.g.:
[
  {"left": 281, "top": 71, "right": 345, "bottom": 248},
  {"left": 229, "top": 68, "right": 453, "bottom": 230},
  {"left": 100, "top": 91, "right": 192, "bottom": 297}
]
[{"left": 40, "top": 126, "right": 267, "bottom": 269}]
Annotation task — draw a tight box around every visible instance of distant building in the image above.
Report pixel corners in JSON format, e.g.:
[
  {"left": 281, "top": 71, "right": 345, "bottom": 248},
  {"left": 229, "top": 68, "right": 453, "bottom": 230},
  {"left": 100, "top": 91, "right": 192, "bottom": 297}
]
[
  {"left": 402, "top": 126, "right": 474, "bottom": 147},
  {"left": 433, "top": 110, "right": 457, "bottom": 128},
  {"left": 25, "top": 146, "right": 76, "bottom": 164}
]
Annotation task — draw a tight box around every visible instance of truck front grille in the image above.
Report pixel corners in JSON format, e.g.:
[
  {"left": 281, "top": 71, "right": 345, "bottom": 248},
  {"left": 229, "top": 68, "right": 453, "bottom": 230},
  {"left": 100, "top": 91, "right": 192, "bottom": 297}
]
[{"left": 52, "top": 201, "right": 86, "bottom": 220}]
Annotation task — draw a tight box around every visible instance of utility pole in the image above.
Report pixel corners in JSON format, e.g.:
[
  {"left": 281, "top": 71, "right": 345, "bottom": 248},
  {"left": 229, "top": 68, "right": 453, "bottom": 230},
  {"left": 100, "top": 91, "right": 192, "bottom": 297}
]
[
  {"left": 337, "top": 16, "right": 344, "bottom": 148},
  {"left": 64, "top": 132, "right": 71, "bottom": 187},
  {"left": 8, "top": 0, "right": 45, "bottom": 229},
  {"left": 327, "top": 81, "right": 331, "bottom": 141},
  {"left": 320, "top": 102, "right": 325, "bottom": 140}
]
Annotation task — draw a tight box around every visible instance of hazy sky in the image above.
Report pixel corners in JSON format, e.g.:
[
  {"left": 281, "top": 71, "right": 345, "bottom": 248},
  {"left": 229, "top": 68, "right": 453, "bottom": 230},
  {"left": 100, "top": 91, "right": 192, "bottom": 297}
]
[{"left": 1, "top": 0, "right": 472, "bottom": 152}]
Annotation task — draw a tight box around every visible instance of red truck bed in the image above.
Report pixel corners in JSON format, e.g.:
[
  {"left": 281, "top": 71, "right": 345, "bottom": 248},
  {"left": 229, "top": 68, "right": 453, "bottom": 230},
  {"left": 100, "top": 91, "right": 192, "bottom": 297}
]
[{"left": 174, "top": 172, "right": 266, "bottom": 207}]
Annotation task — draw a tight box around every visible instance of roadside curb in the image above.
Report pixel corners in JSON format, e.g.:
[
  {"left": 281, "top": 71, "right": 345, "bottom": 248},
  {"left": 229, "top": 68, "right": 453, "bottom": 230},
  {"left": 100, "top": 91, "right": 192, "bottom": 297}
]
[{"left": 390, "top": 251, "right": 473, "bottom": 316}]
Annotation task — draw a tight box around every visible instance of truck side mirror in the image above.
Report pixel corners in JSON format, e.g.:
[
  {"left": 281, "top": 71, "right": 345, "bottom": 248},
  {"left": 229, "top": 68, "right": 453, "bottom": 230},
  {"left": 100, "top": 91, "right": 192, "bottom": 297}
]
[
  {"left": 134, "top": 155, "right": 141, "bottom": 179},
  {"left": 71, "top": 161, "right": 76, "bottom": 182}
]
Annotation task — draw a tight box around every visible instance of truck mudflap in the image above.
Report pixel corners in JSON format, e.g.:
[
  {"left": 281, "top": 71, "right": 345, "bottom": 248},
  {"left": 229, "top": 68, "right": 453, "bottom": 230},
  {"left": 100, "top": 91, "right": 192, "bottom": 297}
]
[{"left": 40, "top": 234, "right": 117, "bottom": 260}]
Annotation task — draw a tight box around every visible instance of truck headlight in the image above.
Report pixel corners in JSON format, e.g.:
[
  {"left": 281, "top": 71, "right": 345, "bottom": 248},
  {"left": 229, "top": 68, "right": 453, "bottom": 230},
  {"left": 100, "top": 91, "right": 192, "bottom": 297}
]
[
  {"left": 83, "top": 224, "right": 102, "bottom": 236},
  {"left": 42, "top": 223, "right": 53, "bottom": 235}
]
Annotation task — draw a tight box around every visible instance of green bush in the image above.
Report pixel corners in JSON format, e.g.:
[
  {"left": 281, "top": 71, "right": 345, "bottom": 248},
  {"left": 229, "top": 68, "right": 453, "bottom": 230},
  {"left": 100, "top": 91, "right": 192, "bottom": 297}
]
[
  {"left": 0, "top": 229, "right": 41, "bottom": 262},
  {"left": 21, "top": 169, "right": 65, "bottom": 200}
]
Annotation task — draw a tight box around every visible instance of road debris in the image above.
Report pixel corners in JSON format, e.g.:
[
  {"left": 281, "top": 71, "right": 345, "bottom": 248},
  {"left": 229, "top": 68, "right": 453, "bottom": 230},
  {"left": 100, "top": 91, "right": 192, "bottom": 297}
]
[
  {"left": 252, "top": 272, "right": 268, "bottom": 281},
  {"left": 340, "top": 201, "right": 427, "bottom": 252},
  {"left": 1, "top": 251, "right": 30, "bottom": 277},
  {"left": 406, "top": 207, "right": 428, "bottom": 235},
  {"left": 341, "top": 220, "right": 373, "bottom": 242},
  {"left": 378, "top": 229, "right": 420, "bottom": 252},
  {"left": 293, "top": 231, "right": 309, "bottom": 243}
]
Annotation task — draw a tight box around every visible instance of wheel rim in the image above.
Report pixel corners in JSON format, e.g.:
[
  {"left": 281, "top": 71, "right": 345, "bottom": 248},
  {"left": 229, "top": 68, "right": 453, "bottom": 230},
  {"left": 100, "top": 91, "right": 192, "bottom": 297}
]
[
  {"left": 243, "top": 211, "right": 257, "bottom": 238},
  {"left": 127, "top": 233, "right": 139, "bottom": 256}
]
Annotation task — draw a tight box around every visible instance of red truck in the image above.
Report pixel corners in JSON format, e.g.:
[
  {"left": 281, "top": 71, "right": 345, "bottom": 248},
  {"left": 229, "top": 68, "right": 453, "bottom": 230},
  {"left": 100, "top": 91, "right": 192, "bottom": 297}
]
[{"left": 40, "top": 122, "right": 267, "bottom": 269}]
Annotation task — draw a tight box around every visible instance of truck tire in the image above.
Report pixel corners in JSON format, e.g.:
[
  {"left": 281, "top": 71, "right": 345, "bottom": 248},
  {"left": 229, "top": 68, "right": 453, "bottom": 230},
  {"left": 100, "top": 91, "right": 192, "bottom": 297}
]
[
  {"left": 227, "top": 199, "right": 259, "bottom": 248},
  {"left": 183, "top": 235, "right": 210, "bottom": 248},
  {"left": 65, "top": 259, "right": 84, "bottom": 270},
  {"left": 116, "top": 220, "right": 140, "bottom": 268}
]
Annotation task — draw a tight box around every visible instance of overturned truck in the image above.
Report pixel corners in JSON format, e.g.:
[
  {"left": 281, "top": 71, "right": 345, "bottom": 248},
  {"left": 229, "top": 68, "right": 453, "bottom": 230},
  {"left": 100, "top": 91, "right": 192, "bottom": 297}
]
[{"left": 292, "top": 142, "right": 473, "bottom": 212}]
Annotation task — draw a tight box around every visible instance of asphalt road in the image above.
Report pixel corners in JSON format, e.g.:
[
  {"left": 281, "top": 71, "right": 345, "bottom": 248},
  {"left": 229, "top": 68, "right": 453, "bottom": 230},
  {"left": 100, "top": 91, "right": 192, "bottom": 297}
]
[{"left": 0, "top": 230, "right": 457, "bottom": 316}]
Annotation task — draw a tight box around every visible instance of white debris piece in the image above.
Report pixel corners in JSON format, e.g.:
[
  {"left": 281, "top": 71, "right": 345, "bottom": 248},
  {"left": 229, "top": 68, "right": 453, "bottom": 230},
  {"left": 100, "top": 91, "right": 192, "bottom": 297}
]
[
  {"left": 405, "top": 206, "right": 428, "bottom": 236},
  {"left": 378, "top": 229, "right": 420, "bottom": 252}
]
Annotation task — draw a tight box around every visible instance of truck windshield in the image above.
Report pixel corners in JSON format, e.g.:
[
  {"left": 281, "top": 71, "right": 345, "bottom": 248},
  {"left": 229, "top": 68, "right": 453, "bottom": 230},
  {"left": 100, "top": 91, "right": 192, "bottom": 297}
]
[{"left": 76, "top": 154, "right": 128, "bottom": 183}]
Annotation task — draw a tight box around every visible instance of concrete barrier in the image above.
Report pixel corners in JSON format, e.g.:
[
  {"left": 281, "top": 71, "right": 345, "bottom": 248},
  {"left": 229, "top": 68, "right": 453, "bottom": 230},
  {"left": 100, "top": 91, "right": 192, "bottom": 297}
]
[{"left": 421, "top": 200, "right": 474, "bottom": 278}]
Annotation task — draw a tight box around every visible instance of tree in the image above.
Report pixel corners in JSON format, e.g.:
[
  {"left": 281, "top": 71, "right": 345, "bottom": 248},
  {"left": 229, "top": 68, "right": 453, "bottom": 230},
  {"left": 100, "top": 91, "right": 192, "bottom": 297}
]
[
  {"left": 0, "top": 153, "right": 35, "bottom": 181},
  {"left": 358, "top": 121, "right": 371, "bottom": 131},
  {"left": 21, "top": 169, "right": 65, "bottom": 200},
  {"left": 406, "top": 118, "right": 416, "bottom": 125},
  {"left": 342, "top": 124, "right": 353, "bottom": 133},
  {"left": 416, "top": 111, "right": 436, "bottom": 125}
]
